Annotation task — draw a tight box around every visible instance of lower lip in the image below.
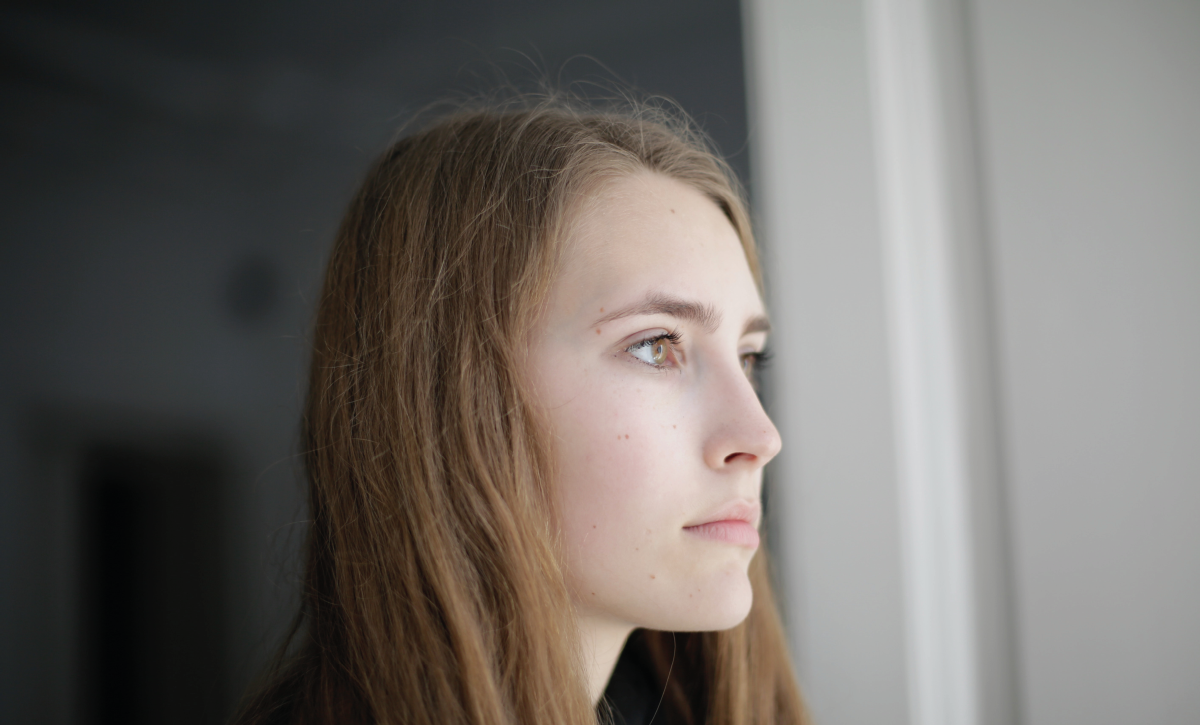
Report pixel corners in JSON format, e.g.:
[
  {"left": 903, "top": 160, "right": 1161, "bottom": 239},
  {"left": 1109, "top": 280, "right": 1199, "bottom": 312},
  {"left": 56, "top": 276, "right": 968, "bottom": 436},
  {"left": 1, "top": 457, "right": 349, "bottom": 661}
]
[{"left": 683, "top": 520, "right": 760, "bottom": 548}]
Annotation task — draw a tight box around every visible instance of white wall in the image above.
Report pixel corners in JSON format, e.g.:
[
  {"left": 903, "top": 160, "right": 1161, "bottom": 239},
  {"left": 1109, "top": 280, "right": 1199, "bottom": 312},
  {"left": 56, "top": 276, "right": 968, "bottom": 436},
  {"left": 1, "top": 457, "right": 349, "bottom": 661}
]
[
  {"left": 744, "top": 1, "right": 912, "bottom": 722},
  {"left": 973, "top": 1, "right": 1200, "bottom": 723},
  {"left": 746, "top": 1, "right": 1200, "bottom": 724}
]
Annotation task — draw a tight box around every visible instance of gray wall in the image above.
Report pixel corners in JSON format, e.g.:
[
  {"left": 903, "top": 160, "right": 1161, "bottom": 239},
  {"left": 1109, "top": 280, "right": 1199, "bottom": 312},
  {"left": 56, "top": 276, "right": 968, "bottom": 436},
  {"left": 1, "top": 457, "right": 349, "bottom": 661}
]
[
  {"left": 974, "top": 1, "right": 1200, "bottom": 722},
  {"left": 746, "top": 0, "right": 1200, "bottom": 723}
]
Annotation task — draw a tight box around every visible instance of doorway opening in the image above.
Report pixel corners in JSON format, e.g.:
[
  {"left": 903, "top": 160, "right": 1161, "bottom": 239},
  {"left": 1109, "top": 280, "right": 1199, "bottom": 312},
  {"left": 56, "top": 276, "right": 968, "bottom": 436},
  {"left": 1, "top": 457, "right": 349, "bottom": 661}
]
[{"left": 77, "top": 444, "right": 229, "bottom": 725}]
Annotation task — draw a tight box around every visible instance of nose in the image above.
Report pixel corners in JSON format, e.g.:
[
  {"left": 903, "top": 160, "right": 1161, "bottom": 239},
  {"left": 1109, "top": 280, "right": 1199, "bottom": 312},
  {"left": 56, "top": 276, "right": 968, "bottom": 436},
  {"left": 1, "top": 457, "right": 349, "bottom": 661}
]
[{"left": 701, "top": 363, "right": 783, "bottom": 471}]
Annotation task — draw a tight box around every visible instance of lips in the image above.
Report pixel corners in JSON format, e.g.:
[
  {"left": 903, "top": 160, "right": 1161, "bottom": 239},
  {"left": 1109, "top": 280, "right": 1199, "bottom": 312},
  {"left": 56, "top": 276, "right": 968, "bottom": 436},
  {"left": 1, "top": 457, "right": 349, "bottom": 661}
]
[
  {"left": 682, "top": 500, "right": 761, "bottom": 548},
  {"left": 684, "top": 520, "right": 760, "bottom": 547}
]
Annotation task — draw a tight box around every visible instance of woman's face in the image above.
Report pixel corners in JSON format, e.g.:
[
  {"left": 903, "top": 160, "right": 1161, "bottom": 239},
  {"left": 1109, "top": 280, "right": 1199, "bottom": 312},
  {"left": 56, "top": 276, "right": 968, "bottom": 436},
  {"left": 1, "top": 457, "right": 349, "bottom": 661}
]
[{"left": 528, "top": 171, "right": 781, "bottom": 634}]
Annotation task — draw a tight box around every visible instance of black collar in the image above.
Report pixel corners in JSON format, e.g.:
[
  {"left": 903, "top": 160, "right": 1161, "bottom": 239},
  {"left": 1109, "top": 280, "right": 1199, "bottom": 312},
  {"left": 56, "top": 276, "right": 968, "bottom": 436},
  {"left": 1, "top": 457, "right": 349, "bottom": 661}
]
[{"left": 598, "top": 636, "right": 662, "bottom": 725}]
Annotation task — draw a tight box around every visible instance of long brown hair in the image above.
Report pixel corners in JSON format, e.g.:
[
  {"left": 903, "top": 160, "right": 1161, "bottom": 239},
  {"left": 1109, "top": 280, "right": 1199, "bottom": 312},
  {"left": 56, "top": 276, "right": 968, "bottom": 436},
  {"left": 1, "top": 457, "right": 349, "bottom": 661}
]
[{"left": 234, "top": 96, "right": 808, "bottom": 725}]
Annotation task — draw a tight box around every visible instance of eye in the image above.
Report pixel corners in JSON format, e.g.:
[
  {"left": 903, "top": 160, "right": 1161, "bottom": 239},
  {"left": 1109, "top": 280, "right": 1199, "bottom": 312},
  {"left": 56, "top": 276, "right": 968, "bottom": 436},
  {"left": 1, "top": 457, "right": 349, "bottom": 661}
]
[
  {"left": 626, "top": 331, "right": 682, "bottom": 368},
  {"left": 740, "top": 349, "right": 772, "bottom": 381}
]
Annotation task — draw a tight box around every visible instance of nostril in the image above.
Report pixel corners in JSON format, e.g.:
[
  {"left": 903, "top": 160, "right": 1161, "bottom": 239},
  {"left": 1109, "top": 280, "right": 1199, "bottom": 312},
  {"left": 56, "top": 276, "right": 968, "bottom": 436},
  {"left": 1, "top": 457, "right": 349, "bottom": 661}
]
[{"left": 724, "top": 452, "right": 756, "bottom": 464}]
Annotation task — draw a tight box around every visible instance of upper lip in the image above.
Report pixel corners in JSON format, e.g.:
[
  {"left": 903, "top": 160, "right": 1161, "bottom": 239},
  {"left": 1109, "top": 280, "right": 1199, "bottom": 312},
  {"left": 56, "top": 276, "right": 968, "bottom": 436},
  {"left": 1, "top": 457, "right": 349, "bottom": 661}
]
[{"left": 683, "top": 499, "right": 761, "bottom": 529}]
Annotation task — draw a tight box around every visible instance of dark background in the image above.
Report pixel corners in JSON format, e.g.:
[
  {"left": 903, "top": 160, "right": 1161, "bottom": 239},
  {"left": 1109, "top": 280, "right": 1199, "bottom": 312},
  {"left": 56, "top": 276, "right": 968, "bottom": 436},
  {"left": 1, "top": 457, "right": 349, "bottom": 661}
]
[{"left": 0, "top": 1, "right": 751, "bottom": 722}]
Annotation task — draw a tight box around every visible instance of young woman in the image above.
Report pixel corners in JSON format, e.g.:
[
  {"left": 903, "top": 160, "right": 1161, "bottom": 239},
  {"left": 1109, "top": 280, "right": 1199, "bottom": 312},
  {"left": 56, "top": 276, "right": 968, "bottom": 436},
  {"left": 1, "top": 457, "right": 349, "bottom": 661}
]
[{"left": 235, "top": 97, "right": 809, "bottom": 725}]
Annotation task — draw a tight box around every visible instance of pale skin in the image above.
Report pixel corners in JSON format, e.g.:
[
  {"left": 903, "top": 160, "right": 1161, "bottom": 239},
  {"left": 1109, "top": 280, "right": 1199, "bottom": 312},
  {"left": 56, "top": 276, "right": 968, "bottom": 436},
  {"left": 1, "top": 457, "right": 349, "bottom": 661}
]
[{"left": 526, "top": 171, "right": 782, "bottom": 704}]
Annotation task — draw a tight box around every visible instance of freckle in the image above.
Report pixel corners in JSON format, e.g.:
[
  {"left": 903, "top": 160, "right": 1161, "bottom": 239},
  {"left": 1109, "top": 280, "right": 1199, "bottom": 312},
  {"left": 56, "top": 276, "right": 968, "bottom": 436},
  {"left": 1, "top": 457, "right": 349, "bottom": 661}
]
[
  {"left": 670, "top": 209, "right": 675, "bottom": 213},
  {"left": 599, "top": 307, "right": 605, "bottom": 312},
  {"left": 624, "top": 434, "right": 629, "bottom": 439},
  {"left": 592, "top": 525, "right": 596, "bottom": 529},
  {"left": 595, "top": 328, "right": 601, "bottom": 334},
  {"left": 672, "top": 425, "right": 676, "bottom": 429},
  {"left": 650, "top": 574, "right": 656, "bottom": 580},
  {"left": 689, "top": 593, "right": 692, "bottom": 598},
  {"left": 591, "top": 592, "right": 596, "bottom": 596},
  {"left": 635, "top": 547, "right": 639, "bottom": 551}
]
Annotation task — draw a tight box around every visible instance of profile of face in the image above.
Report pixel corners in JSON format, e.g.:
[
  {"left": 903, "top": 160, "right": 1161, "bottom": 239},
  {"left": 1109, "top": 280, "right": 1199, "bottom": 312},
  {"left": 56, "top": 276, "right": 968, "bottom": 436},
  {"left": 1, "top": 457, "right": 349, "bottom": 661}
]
[{"left": 527, "top": 171, "right": 782, "bottom": 636}]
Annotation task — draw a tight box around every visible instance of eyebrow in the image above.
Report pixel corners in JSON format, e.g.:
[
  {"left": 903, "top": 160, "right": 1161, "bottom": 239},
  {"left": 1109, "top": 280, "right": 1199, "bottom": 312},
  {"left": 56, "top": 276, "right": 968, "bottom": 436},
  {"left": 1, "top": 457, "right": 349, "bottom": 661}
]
[{"left": 590, "top": 292, "right": 771, "bottom": 337}]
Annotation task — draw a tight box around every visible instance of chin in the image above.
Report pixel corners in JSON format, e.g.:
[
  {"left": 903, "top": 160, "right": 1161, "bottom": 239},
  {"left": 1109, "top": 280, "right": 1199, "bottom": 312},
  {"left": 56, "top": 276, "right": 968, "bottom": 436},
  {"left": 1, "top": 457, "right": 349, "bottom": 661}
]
[
  {"left": 696, "top": 580, "right": 755, "bottom": 631},
  {"left": 647, "top": 569, "right": 755, "bottom": 633}
]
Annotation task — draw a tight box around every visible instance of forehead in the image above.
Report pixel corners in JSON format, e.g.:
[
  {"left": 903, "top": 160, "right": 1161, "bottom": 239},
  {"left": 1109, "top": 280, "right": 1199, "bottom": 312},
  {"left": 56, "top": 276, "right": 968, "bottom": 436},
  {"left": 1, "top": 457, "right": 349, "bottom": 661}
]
[{"left": 551, "top": 172, "right": 761, "bottom": 326}]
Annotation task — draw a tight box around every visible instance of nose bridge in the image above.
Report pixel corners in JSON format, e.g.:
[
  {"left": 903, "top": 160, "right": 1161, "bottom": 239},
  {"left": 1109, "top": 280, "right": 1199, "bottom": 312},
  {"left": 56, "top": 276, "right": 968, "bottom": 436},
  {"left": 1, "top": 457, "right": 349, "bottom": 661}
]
[{"left": 701, "top": 355, "right": 782, "bottom": 467}]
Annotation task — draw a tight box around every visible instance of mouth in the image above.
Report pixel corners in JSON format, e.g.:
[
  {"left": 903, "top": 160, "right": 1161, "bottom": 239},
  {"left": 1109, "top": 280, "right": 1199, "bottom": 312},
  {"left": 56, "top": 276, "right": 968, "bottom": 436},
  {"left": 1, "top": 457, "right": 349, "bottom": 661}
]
[
  {"left": 682, "top": 500, "right": 761, "bottom": 548},
  {"left": 683, "top": 520, "right": 760, "bottom": 548}
]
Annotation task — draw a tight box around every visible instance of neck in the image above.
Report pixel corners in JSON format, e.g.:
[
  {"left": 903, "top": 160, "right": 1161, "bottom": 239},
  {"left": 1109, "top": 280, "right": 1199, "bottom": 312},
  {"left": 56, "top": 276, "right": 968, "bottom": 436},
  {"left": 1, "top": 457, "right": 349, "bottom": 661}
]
[{"left": 577, "top": 612, "right": 635, "bottom": 705}]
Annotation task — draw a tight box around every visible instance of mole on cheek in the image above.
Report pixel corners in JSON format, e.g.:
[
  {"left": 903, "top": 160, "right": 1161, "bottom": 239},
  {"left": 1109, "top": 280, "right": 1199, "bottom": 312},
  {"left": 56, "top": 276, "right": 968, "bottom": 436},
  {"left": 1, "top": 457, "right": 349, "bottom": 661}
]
[
  {"left": 650, "top": 574, "right": 656, "bottom": 580},
  {"left": 595, "top": 328, "right": 602, "bottom": 335}
]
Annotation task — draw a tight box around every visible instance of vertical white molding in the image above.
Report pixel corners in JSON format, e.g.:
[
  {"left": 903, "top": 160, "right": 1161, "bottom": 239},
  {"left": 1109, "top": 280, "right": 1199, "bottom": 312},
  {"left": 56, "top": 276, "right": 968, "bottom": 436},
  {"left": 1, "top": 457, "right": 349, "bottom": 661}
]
[
  {"left": 744, "top": 0, "right": 912, "bottom": 720},
  {"left": 744, "top": 0, "right": 1016, "bottom": 722},
  {"left": 866, "top": 1, "right": 977, "bottom": 722},
  {"left": 744, "top": 1, "right": 913, "bottom": 723},
  {"left": 864, "top": 1, "right": 1014, "bottom": 725}
]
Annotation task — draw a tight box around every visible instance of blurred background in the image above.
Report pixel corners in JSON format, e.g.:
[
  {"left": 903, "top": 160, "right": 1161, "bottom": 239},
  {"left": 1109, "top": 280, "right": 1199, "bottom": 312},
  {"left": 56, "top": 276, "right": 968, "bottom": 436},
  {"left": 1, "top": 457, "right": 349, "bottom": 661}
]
[{"left": 0, "top": 1, "right": 1196, "bottom": 724}]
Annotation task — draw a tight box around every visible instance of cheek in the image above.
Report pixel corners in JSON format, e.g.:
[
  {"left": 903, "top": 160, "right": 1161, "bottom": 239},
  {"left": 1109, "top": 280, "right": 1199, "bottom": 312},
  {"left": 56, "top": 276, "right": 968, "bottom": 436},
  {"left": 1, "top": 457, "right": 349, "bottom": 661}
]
[
  {"left": 530, "top": 349, "right": 757, "bottom": 631},
  {"left": 546, "top": 373, "right": 688, "bottom": 573},
  {"left": 556, "top": 388, "right": 676, "bottom": 522}
]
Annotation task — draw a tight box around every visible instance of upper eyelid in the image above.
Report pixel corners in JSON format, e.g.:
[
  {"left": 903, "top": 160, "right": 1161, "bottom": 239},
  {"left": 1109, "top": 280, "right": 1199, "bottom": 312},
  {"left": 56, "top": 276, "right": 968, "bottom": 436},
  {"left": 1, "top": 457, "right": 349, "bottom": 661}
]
[
  {"left": 738, "top": 328, "right": 770, "bottom": 344},
  {"left": 623, "top": 330, "right": 682, "bottom": 368},
  {"left": 619, "top": 329, "right": 767, "bottom": 364},
  {"left": 621, "top": 327, "right": 682, "bottom": 348},
  {"left": 622, "top": 331, "right": 768, "bottom": 357}
]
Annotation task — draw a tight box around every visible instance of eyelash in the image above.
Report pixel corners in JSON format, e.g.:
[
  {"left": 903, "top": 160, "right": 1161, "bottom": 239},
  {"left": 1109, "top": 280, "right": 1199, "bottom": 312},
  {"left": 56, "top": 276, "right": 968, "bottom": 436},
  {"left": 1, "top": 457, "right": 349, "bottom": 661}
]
[
  {"left": 625, "top": 333, "right": 774, "bottom": 384},
  {"left": 742, "top": 349, "right": 772, "bottom": 372},
  {"left": 741, "top": 349, "right": 772, "bottom": 389},
  {"left": 626, "top": 330, "right": 684, "bottom": 369}
]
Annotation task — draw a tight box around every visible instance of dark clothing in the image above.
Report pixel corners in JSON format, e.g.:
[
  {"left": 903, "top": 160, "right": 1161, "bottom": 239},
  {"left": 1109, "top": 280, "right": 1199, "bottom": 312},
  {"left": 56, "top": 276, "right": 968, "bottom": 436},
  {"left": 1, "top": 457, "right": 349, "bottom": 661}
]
[{"left": 599, "top": 637, "right": 663, "bottom": 725}]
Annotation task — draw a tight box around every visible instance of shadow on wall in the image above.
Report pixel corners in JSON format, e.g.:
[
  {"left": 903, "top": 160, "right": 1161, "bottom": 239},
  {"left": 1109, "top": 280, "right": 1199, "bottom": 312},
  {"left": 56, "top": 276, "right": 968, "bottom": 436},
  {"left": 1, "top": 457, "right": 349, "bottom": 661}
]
[{"left": 27, "top": 411, "right": 232, "bottom": 724}]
